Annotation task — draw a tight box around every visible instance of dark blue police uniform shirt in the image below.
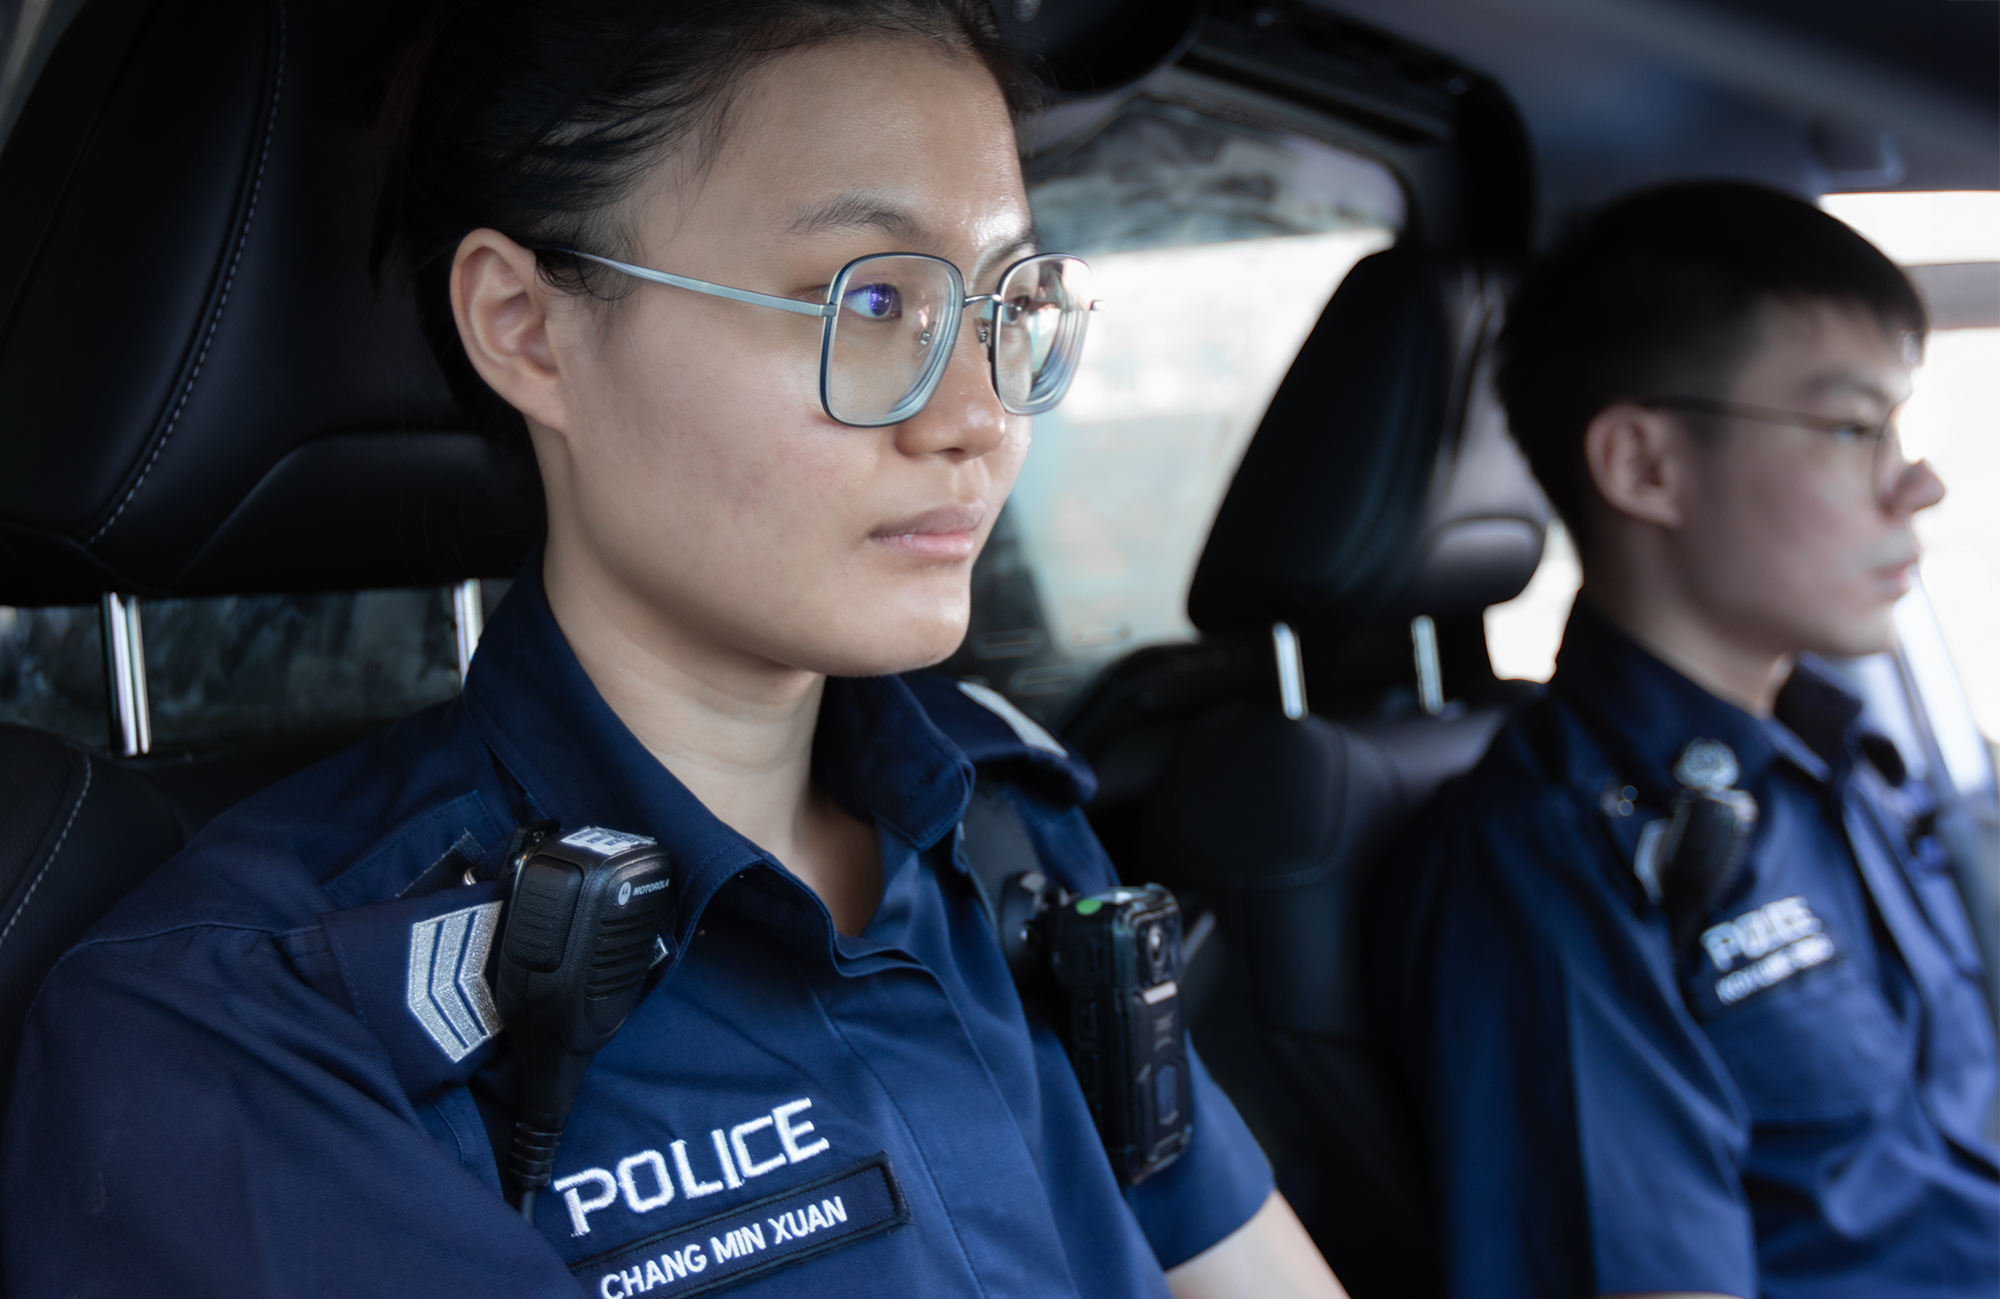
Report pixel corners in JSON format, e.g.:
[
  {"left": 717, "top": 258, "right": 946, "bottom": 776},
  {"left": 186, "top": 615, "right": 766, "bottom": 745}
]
[
  {"left": 1372, "top": 600, "right": 2000, "bottom": 1299},
  {"left": 2, "top": 563, "right": 1271, "bottom": 1297}
]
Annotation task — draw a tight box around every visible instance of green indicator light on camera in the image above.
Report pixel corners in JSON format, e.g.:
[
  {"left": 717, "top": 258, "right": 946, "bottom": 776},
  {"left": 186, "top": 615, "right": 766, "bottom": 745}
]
[{"left": 1075, "top": 899, "right": 1103, "bottom": 916}]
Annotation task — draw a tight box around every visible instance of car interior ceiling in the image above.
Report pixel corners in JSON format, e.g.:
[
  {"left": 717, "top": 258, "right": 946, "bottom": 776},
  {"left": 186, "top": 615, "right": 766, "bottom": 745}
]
[{"left": 0, "top": 0, "right": 1993, "bottom": 1295}]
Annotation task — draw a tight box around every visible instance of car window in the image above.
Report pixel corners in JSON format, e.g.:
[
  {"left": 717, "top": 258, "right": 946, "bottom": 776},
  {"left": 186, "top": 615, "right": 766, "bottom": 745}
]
[
  {"left": 0, "top": 591, "right": 465, "bottom": 749},
  {"left": 941, "top": 99, "right": 1403, "bottom": 722},
  {"left": 1483, "top": 518, "right": 1581, "bottom": 684}
]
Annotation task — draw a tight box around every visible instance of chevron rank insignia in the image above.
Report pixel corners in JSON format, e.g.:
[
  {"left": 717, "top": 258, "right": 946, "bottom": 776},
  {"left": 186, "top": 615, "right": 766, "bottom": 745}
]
[{"left": 406, "top": 900, "right": 504, "bottom": 1061}]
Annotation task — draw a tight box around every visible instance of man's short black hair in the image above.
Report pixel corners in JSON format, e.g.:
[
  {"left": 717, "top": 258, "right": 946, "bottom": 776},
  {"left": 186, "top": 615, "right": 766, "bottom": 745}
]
[{"left": 1496, "top": 181, "right": 1925, "bottom": 549}]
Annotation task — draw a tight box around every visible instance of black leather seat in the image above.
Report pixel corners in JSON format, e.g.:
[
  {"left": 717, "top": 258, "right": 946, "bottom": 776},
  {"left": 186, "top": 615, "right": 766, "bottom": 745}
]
[
  {"left": 0, "top": 726, "right": 180, "bottom": 1115},
  {"left": 0, "top": 0, "right": 539, "bottom": 599},
  {"left": 1112, "top": 243, "right": 1549, "bottom": 1297},
  {"left": 0, "top": 0, "right": 539, "bottom": 1129}
]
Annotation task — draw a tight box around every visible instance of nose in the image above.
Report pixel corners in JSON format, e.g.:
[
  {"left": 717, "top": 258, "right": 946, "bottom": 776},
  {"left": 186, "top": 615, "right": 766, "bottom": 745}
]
[
  {"left": 1885, "top": 456, "right": 1945, "bottom": 518},
  {"left": 892, "top": 307, "right": 1010, "bottom": 460}
]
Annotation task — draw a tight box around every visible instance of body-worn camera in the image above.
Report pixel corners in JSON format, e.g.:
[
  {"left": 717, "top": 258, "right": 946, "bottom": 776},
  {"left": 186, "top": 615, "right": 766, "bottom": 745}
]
[
  {"left": 1001, "top": 876, "right": 1193, "bottom": 1184},
  {"left": 1633, "top": 739, "right": 1761, "bottom": 949}
]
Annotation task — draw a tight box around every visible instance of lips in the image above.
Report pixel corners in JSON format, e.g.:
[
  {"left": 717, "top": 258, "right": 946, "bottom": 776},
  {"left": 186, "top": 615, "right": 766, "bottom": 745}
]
[
  {"left": 871, "top": 502, "right": 986, "bottom": 562},
  {"left": 1867, "top": 547, "right": 1921, "bottom": 598}
]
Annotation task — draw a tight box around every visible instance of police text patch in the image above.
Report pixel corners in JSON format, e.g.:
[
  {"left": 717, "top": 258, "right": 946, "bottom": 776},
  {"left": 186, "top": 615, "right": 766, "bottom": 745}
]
[
  {"left": 570, "top": 1154, "right": 908, "bottom": 1297},
  {"left": 1700, "top": 895, "right": 1836, "bottom": 1006}
]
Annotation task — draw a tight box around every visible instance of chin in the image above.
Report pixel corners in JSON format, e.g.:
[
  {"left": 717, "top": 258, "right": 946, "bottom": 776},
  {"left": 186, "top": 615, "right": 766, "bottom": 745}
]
[
  {"left": 1804, "top": 610, "right": 1898, "bottom": 660},
  {"left": 878, "top": 612, "right": 973, "bottom": 675},
  {"left": 778, "top": 567, "right": 975, "bottom": 677},
  {"left": 790, "top": 609, "right": 969, "bottom": 679}
]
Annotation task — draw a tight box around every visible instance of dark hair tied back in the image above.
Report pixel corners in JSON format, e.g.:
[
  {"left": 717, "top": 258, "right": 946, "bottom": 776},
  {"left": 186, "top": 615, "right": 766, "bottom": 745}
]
[
  {"left": 373, "top": 0, "right": 1036, "bottom": 435},
  {"left": 1496, "top": 181, "right": 1924, "bottom": 550}
]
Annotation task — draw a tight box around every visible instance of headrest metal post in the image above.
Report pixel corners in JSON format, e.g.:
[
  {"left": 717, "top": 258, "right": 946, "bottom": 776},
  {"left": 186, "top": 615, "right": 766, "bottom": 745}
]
[
  {"left": 1412, "top": 614, "right": 1444, "bottom": 716},
  {"left": 1272, "top": 622, "right": 1308, "bottom": 721},
  {"left": 100, "top": 593, "right": 152, "bottom": 756},
  {"left": 452, "top": 579, "right": 485, "bottom": 684}
]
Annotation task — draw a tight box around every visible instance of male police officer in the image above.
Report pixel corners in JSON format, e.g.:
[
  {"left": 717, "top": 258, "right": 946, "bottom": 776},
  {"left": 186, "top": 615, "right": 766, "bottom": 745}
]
[{"left": 1371, "top": 182, "right": 1999, "bottom": 1299}]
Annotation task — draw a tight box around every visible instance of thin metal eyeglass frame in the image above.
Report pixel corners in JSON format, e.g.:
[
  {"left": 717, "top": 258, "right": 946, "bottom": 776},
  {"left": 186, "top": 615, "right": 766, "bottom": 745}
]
[
  {"left": 1638, "top": 396, "right": 1895, "bottom": 443},
  {"left": 557, "top": 248, "right": 1092, "bottom": 428},
  {"left": 1640, "top": 394, "right": 1906, "bottom": 502}
]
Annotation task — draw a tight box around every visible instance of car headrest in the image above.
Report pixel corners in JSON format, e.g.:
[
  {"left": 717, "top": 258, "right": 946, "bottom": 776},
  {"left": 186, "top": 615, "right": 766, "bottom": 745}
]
[
  {"left": 1186, "top": 243, "right": 1549, "bottom": 639},
  {"left": 0, "top": 0, "right": 541, "bottom": 606}
]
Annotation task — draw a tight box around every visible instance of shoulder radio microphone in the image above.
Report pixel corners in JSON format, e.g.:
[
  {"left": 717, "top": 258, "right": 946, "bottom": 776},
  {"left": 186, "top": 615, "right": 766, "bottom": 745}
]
[{"left": 494, "top": 824, "right": 676, "bottom": 1220}]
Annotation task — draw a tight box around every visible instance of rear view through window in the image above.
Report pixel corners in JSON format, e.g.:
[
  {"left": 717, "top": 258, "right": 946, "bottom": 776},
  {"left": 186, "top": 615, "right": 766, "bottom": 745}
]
[{"left": 940, "top": 100, "right": 1402, "bottom": 722}]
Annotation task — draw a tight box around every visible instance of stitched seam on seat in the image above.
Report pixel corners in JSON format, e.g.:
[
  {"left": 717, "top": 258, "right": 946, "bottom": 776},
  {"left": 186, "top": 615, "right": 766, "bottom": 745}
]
[
  {"left": 0, "top": 757, "right": 91, "bottom": 956},
  {"left": 87, "top": 0, "right": 288, "bottom": 544}
]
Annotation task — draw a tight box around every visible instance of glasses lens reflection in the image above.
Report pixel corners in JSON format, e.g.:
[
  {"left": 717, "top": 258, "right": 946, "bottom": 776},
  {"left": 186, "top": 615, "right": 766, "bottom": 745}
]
[
  {"left": 825, "top": 255, "right": 960, "bottom": 426},
  {"left": 993, "top": 255, "right": 1091, "bottom": 415},
  {"left": 822, "top": 253, "right": 1094, "bottom": 426}
]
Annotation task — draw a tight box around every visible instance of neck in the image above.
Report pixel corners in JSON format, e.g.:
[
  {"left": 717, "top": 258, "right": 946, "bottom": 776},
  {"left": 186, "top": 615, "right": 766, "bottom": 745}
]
[
  {"left": 1579, "top": 577, "right": 1793, "bottom": 718},
  {"left": 539, "top": 541, "right": 880, "bottom": 933},
  {"left": 547, "top": 547, "right": 821, "bottom": 840}
]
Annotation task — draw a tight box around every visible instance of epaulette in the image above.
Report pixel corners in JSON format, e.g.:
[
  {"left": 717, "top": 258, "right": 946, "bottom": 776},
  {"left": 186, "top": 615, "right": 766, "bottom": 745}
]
[{"left": 901, "top": 673, "right": 1097, "bottom": 807}]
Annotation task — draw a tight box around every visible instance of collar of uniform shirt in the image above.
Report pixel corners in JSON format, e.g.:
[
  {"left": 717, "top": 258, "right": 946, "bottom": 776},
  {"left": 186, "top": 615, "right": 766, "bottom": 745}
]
[
  {"left": 1550, "top": 598, "right": 1788, "bottom": 806},
  {"left": 456, "top": 553, "right": 983, "bottom": 964},
  {"left": 1769, "top": 660, "right": 1867, "bottom": 782}
]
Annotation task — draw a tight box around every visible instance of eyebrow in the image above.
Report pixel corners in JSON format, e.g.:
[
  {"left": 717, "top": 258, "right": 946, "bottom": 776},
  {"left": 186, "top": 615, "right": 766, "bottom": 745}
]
[
  {"left": 787, "top": 191, "right": 1040, "bottom": 279},
  {"left": 1805, "top": 371, "right": 1907, "bottom": 409},
  {"left": 973, "top": 223, "right": 1041, "bottom": 282},
  {"left": 788, "top": 193, "right": 923, "bottom": 240}
]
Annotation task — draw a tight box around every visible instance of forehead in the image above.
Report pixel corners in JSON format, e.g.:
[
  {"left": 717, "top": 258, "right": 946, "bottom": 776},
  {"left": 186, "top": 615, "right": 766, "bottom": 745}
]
[
  {"left": 640, "top": 35, "right": 1029, "bottom": 260},
  {"left": 1732, "top": 297, "right": 1916, "bottom": 408}
]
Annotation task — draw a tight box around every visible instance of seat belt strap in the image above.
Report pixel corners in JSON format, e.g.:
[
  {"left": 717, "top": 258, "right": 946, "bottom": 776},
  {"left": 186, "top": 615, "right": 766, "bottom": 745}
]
[{"left": 956, "top": 778, "right": 1043, "bottom": 928}]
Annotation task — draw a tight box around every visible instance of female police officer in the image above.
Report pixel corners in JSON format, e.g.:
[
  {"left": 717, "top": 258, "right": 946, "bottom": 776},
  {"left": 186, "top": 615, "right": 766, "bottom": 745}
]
[{"left": 2, "top": 2, "right": 1346, "bottom": 1296}]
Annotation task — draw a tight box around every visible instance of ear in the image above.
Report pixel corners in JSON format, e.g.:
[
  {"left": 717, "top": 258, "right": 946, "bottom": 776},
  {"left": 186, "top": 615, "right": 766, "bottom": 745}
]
[
  {"left": 1582, "top": 402, "right": 1690, "bottom": 530},
  {"left": 449, "top": 229, "right": 571, "bottom": 433}
]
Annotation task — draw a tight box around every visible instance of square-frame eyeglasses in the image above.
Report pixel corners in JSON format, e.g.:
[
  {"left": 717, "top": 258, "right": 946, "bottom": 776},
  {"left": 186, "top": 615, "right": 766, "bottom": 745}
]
[
  {"left": 1640, "top": 395, "right": 1910, "bottom": 505},
  {"left": 559, "top": 248, "right": 1097, "bottom": 428}
]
